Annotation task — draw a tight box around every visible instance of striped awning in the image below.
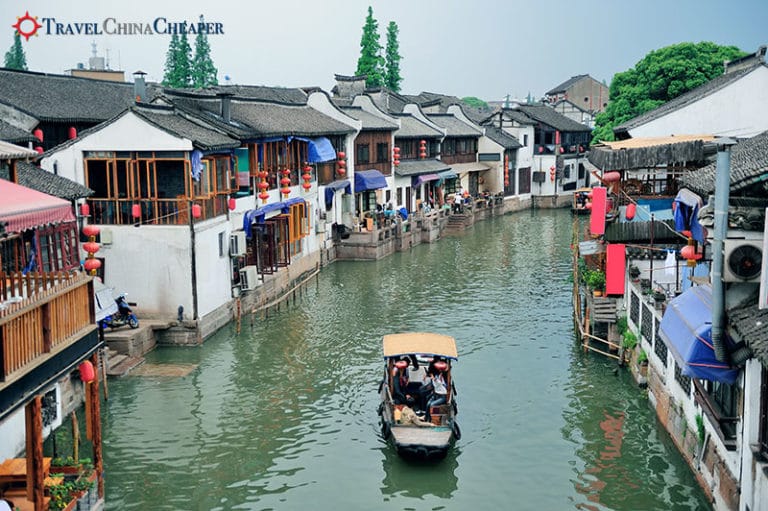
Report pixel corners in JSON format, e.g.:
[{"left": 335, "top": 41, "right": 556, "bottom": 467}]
[{"left": 0, "top": 178, "right": 75, "bottom": 233}]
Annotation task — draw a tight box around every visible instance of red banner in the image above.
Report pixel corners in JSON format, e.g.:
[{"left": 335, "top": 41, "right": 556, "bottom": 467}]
[
  {"left": 606, "top": 244, "right": 626, "bottom": 296},
  {"left": 589, "top": 186, "right": 607, "bottom": 236}
]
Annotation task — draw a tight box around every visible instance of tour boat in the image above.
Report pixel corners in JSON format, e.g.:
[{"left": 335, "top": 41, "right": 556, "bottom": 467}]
[
  {"left": 377, "top": 332, "right": 460, "bottom": 459},
  {"left": 572, "top": 187, "right": 593, "bottom": 215}
]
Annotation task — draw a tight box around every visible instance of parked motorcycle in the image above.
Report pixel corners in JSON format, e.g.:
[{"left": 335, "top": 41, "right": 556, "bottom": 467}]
[{"left": 100, "top": 293, "right": 139, "bottom": 330}]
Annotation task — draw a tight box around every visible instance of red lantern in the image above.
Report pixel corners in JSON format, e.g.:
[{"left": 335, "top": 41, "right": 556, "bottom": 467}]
[
  {"left": 337, "top": 151, "right": 345, "bottom": 160},
  {"left": 585, "top": 201, "right": 593, "bottom": 210},
  {"left": 302, "top": 172, "right": 312, "bottom": 181},
  {"left": 393, "top": 146, "right": 400, "bottom": 154},
  {"left": 191, "top": 204, "right": 202, "bottom": 218},
  {"left": 228, "top": 197, "right": 236, "bottom": 211},
  {"left": 78, "top": 360, "right": 95, "bottom": 383},
  {"left": 33, "top": 128, "right": 43, "bottom": 142},
  {"left": 602, "top": 171, "right": 621, "bottom": 183},
  {"left": 258, "top": 171, "right": 268, "bottom": 179},
  {"left": 35, "top": 146, "right": 43, "bottom": 154},
  {"left": 280, "top": 177, "right": 291, "bottom": 186},
  {"left": 549, "top": 166, "right": 556, "bottom": 181},
  {"left": 281, "top": 187, "right": 291, "bottom": 196},
  {"left": 80, "top": 203, "right": 90, "bottom": 216},
  {"left": 131, "top": 204, "right": 141, "bottom": 218},
  {"left": 538, "top": 146, "right": 544, "bottom": 154},
  {"left": 680, "top": 245, "right": 702, "bottom": 261},
  {"left": 393, "top": 159, "right": 400, "bottom": 166},
  {"left": 337, "top": 159, "right": 346, "bottom": 176},
  {"left": 302, "top": 182, "right": 312, "bottom": 190},
  {"left": 625, "top": 203, "right": 637, "bottom": 220},
  {"left": 258, "top": 192, "right": 269, "bottom": 202},
  {"left": 84, "top": 258, "right": 102, "bottom": 272},
  {"left": 68, "top": 127, "right": 77, "bottom": 140},
  {"left": 257, "top": 181, "right": 269, "bottom": 190},
  {"left": 83, "top": 241, "right": 100, "bottom": 254},
  {"left": 82, "top": 224, "right": 100, "bottom": 237}
]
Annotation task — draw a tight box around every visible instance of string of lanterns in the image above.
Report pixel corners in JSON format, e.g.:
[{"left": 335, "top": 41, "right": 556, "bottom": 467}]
[
  {"left": 82, "top": 224, "right": 101, "bottom": 275},
  {"left": 504, "top": 154, "right": 510, "bottom": 188},
  {"left": 302, "top": 163, "right": 312, "bottom": 192},
  {"left": 419, "top": 140, "right": 427, "bottom": 159},
  {"left": 392, "top": 146, "right": 400, "bottom": 167},
  {"left": 336, "top": 152, "right": 346, "bottom": 176}
]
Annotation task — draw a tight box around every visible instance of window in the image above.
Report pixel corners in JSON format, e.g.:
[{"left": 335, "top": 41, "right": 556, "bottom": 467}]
[
  {"left": 288, "top": 201, "right": 308, "bottom": 256},
  {"left": 218, "top": 232, "right": 225, "bottom": 258},
  {"left": 376, "top": 142, "right": 388, "bottom": 164},
  {"left": 674, "top": 362, "right": 691, "bottom": 394},
  {"left": 694, "top": 378, "right": 739, "bottom": 448},
  {"left": 523, "top": 134, "right": 529, "bottom": 147},
  {"left": 518, "top": 167, "right": 531, "bottom": 194},
  {"left": 356, "top": 143, "right": 370, "bottom": 164}
]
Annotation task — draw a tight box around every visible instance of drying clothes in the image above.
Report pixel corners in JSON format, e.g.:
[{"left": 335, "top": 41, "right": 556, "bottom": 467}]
[{"left": 665, "top": 250, "right": 676, "bottom": 275}]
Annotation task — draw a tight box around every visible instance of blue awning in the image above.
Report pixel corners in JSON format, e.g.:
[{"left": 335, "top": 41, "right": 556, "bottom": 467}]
[
  {"left": 324, "top": 179, "right": 351, "bottom": 209},
  {"left": 355, "top": 169, "right": 388, "bottom": 192},
  {"left": 437, "top": 169, "right": 458, "bottom": 182},
  {"left": 658, "top": 285, "right": 739, "bottom": 384},
  {"left": 243, "top": 198, "right": 307, "bottom": 237},
  {"left": 411, "top": 173, "right": 440, "bottom": 187}
]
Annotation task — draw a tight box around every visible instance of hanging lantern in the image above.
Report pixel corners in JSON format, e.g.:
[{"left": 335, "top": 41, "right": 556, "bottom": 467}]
[
  {"left": 80, "top": 203, "right": 90, "bottom": 216},
  {"left": 625, "top": 203, "right": 637, "bottom": 221},
  {"left": 68, "top": 127, "right": 77, "bottom": 140},
  {"left": 83, "top": 241, "right": 100, "bottom": 254},
  {"left": 35, "top": 146, "right": 43, "bottom": 154},
  {"left": 549, "top": 166, "right": 556, "bottom": 182},
  {"left": 78, "top": 360, "right": 95, "bottom": 383},
  {"left": 258, "top": 191, "right": 270, "bottom": 202},
  {"left": 228, "top": 197, "right": 236, "bottom": 211},
  {"left": 336, "top": 158, "right": 346, "bottom": 176},
  {"left": 681, "top": 241, "right": 702, "bottom": 267},
  {"left": 419, "top": 140, "right": 427, "bottom": 159},
  {"left": 602, "top": 171, "right": 621, "bottom": 183},
  {"left": 258, "top": 170, "right": 268, "bottom": 179},
  {"left": 578, "top": 145, "right": 585, "bottom": 153},
  {"left": 84, "top": 258, "right": 102, "bottom": 272},
  {"left": 82, "top": 224, "right": 100, "bottom": 238},
  {"left": 191, "top": 204, "right": 202, "bottom": 218},
  {"left": 393, "top": 146, "right": 401, "bottom": 167},
  {"left": 538, "top": 146, "right": 544, "bottom": 154},
  {"left": 33, "top": 128, "right": 43, "bottom": 142},
  {"left": 131, "top": 204, "right": 141, "bottom": 218},
  {"left": 585, "top": 201, "right": 593, "bottom": 210},
  {"left": 257, "top": 181, "right": 269, "bottom": 190},
  {"left": 302, "top": 164, "right": 312, "bottom": 192}
]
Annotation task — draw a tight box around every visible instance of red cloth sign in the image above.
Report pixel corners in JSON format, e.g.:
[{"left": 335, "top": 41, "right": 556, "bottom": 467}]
[
  {"left": 606, "top": 244, "right": 626, "bottom": 296},
  {"left": 589, "top": 186, "right": 607, "bottom": 236}
]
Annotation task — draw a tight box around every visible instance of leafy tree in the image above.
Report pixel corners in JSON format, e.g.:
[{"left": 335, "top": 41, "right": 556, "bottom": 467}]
[
  {"left": 192, "top": 15, "right": 218, "bottom": 88},
  {"left": 384, "top": 21, "right": 402, "bottom": 92},
  {"left": 162, "top": 34, "right": 180, "bottom": 86},
  {"left": 592, "top": 42, "right": 746, "bottom": 143},
  {"left": 162, "top": 32, "right": 192, "bottom": 88},
  {"left": 355, "top": 6, "right": 384, "bottom": 88},
  {"left": 462, "top": 97, "right": 488, "bottom": 109},
  {"left": 4, "top": 33, "right": 27, "bottom": 70}
]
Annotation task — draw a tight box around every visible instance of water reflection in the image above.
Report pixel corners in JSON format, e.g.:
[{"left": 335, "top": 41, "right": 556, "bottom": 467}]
[{"left": 380, "top": 446, "right": 459, "bottom": 501}]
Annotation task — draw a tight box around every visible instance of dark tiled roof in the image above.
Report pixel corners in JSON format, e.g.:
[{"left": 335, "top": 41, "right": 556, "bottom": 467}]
[
  {"left": 0, "top": 68, "right": 136, "bottom": 122},
  {"left": 394, "top": 159, "right": 450, "bottom": 176},
  {"left": 0, "top": 120, "right": 35, "bottom": 143},
  {"left": 729, "top": 298, "right": 768, "bottom": 369},
  {"left": 682, "top": 130, "right": 768, "bottom": 195},
  {"left": 484, "top": 126, "right": 521, "bottom": 149},
  {"left": 517, "top": 104, "right": 592, "bottom": 132},
  {"left": 0, "top": 161, "right": 92, "bottom": 200},
  {"left": 486, "top": 108, "right": 537, "bottom": 126},
  {"left": 340, "top": 106, "right": 397, "bottom": 131},
  {"left": 546, "top": 74, "right": 589, "bottom": 95},
  {"left": 133, "top": 105, "right": 240, "bottom": 151},
  {"left": 165, "top": 85, "right": 307, "bottom": 105},
  {"left": 394, "top": 114, "right": 443, "bottom": 139},
  {"left": 368, "top": 88, "right": 409, "bottom": 114},
  {"left": 426, "top": 114, "right": 481, "bottom": 137},
  {"left": 615, "top": 64, "right": 766, "bottom": 133}
]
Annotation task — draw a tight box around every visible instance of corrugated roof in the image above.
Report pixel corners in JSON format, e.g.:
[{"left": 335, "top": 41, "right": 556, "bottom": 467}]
[
  {"left": 588, "top": 135, "right": 714, "bottom": 171},
  {"left": 426, "top": 113, "right": 481, "bottom": 137},
  {"left": 597, "top": 135, "right": 716, "bottom": 150},
  {"left": 615, "top": 64, "right": 767, "bottom": 133},
  {"left": 0, "top": 68, "right": 136, "bottom": 122},
  {"left": 340, "top": 106, "right": 397, "bottom": 131},
  {"left": 394, "top": 114, "right": 442, "bottom": 139},
  {"left": 394, "top": 159, "right": 450, "bottom": 176},
  {"left": 682, "top": 130, "right": 768, "bottom": 196},
  {"left": 0, "top": 161, "right": 93, "bottom": 200}
]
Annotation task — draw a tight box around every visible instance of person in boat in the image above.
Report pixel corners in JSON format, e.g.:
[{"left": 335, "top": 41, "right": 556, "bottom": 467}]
[
  {"left": 422, "top": 361, "right": 449, "bottom": 423},
  {"left": 392, "top": 359, "right": 415, "bottom": 407}
]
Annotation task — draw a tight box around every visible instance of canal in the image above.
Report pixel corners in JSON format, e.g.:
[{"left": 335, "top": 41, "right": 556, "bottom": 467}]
[{"left": 101, "top": 209, "right": 711, "bottom": 510}]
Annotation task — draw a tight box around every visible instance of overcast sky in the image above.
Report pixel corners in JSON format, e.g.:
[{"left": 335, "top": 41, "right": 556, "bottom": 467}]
[{"left": 7, "top": 0, "right": 767, "bottom": 102}]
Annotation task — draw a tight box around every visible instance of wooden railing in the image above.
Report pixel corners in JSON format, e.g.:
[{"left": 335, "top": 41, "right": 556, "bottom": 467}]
[
  {"left": 86, "top": 196, "right": 227, "bottom": 225},
  {"left": 0, "top": 271, "right": 94, "bottom": 381}
]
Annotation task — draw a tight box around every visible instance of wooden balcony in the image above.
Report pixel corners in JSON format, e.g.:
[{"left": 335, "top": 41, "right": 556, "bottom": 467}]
[{"left": 0, "top": 271, "right": 97, "bottom": 389}]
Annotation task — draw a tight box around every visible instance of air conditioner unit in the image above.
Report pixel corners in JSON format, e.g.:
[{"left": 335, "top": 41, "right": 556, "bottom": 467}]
[
  {"left": 239, "top": 265, "right": 260, "bottom": 291},
  {"left": 723, "top": 239, "right": 763, "bottom": 283},
  {"left": 230, "top": 231, "right": 246, "bottom": 257}
]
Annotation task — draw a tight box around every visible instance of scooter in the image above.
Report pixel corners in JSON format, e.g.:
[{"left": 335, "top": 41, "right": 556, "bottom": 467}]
[{"left": 100, "top": 293, "right": 139, "bottom": 330}]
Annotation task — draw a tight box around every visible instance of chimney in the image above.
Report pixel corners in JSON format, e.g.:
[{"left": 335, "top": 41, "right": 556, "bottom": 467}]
[
  {"left": 217, "top": 91, "right": 234, "bottom": 122},
  {"left": 133, "top": 70, "right": 147, "bottom": 103}
]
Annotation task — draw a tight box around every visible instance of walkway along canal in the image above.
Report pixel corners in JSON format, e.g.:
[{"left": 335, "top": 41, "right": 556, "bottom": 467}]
[{"left": 94, "top": 209, "right": 711, "bottom": 510}]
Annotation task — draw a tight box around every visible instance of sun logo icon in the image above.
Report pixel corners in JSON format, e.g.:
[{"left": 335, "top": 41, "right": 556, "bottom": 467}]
[{"left": 12, "top": 11, "right": 43, "bottom": 41}]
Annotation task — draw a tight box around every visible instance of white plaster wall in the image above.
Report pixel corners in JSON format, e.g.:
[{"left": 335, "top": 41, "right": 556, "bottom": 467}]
[
  {"left": 0, "top": 409, "right": 25, "bottom": 459},
  {"left": 477, "top": 135, "right": 503, "bottom": 193},
  {"left": 307, "top": 92, "right": 362, "bottom": 133},
  {"left": 193, "top": 217, "right": 235, "bottom": 317},
  {"left": 352, "top": 95, "right": 401, "bottom": 127},
  {"left": 739, "top": 359, "right": 768, "bottom": 511},
  {"left": 629, "top": 67, "right": 768, "bottom": 139}
]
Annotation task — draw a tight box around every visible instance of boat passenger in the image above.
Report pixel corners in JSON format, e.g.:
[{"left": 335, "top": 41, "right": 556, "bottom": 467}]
[
  {"left": 423, "top": 363, "right": 449, "bottom": 422},
  {"left": 392, "top": 359, "right": 415, "bottom": 406}
]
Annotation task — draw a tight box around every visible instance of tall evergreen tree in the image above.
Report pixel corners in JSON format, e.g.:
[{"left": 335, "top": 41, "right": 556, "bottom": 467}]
[
  {"left": 4, "top": 33, "right": 27, "bottom": 70},
  {"left": 162, "top": 33, "right": 180, "bottom": 86},
  {"left": 355, "top": 6, "right": 384, "bottom": 88},
  {"left": 384, "top": 21, "right": 402, "bottom": 93},
  {"left": 192, "top": 15, "right": 218, "bottom": 88},
  {"left": 175, "top": 32, "right": 193, "bottom": 88}
]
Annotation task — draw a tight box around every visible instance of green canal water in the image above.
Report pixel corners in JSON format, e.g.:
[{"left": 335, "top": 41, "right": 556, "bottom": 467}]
[{"left": 102, "top": 209, "right": 711, "bottom": 510}]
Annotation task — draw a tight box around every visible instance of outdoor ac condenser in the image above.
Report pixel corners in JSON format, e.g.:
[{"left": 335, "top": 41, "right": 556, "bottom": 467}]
[
  {"left": 239, "top": 265, "right": 260, "bottom": 291},
  {"left": 723, "top": 239, "right": 763, "bottom": 283},
  {"left": 230, "top": 231, "right": 247, "bottom": 257}
]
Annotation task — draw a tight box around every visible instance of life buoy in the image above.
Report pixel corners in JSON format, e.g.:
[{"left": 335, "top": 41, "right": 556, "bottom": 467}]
[{"left": 381, "top": 420, "right": 391, "bottom": 440}]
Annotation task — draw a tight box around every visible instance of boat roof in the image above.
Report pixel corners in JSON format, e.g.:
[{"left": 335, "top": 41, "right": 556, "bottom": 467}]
[{"left": 382, "top": 332, "right": 458, "bottom": 359}]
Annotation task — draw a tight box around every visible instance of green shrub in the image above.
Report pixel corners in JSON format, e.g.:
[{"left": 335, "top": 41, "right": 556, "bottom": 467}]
[
  {"left": 622, "top": 330, "right": 638, "bottom": 350},
  {"left": 617, "top": 316, "right": 628, "bottom": 336},
  {"left": 638, "top": 349, "right": 648, "bottom": 364}
]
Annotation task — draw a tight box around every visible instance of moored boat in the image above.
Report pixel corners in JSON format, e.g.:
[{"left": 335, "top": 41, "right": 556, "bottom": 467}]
[{"left": 377, "top": 332, "right": 460, "bottom": 459}]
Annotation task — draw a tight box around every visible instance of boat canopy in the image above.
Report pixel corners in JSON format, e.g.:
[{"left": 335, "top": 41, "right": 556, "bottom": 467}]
[{"left": 382, "top": 332, "right": 458, "bottom": 360}]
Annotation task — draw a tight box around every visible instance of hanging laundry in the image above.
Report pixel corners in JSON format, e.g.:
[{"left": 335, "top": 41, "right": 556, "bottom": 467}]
[{"left": 665, "top": 249, "right": 676, "bottom": 275}]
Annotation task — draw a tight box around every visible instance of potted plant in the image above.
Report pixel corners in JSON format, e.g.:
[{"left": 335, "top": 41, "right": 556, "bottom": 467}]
[
  {"left": 51, "top": 456, "right": 83, "bottom": 475},
  {"left": 585, "top": 269, "right": 606, "bottom": 296},
  {"left": 638, "top": 349, "right": 648, "bottom": 377},
  {"left": 629, "top": 265, "right": 641, "bottom": 281}
]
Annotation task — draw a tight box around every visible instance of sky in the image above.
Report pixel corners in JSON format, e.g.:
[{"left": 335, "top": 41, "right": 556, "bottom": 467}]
[{"left": 5, "top": 0, "right": 767, "bottom": 103}]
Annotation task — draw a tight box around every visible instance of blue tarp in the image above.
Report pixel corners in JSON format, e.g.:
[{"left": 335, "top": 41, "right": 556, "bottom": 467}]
[
  {"left": 658, "top": 284, "right": 739, "bottom": 384},
  {"left": 251, "top": 136, "right": 336, "bottom": 163},
  {"left": 437, "top": 169, "right": 458, "bottom": 184},
  {"left": 324, "top": 180, "right": 351, "bottom": 210},
  {"left": 673, "top": 189, "right": 705, "bottom": 243},
  {"left": 355, "top": 169, "right": 388, "bottom": 192},
  {"left": 242, "top": 198, "right": 307, "bottom": 237}
]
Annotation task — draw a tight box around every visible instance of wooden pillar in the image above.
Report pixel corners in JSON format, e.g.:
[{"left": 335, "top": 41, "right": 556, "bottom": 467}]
[
  {"left": 24, "top": 395, "right": 45, "bottom": 511},
  {"left": 89, "top": 352, "right": 104, "bottom": 498}
]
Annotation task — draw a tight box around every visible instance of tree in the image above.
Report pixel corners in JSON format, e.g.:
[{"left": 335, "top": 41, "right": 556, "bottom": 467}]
[
  {"left": 4, "top": 33, "right": 27, "bottom": 70},
  {"left": 162, "top": 32, "right": 192, "bottom": 88},
  {"left": 592, "top": 42, "right": 746, "bottom": 143},
  {"left": 355, "top": 6, "right": 384, "bottom": 88},
  {"left": 462, "top": 97, "right": 488, "bottom": 109},
  {"left": 162, "top": 34, "right": 180, "bottom": 86},
  {"left": 384, "top": 21, "right": 402, "bottom": 92},
  {"left": 192, "top": 15, "right": 218, "bottom": 88}
]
